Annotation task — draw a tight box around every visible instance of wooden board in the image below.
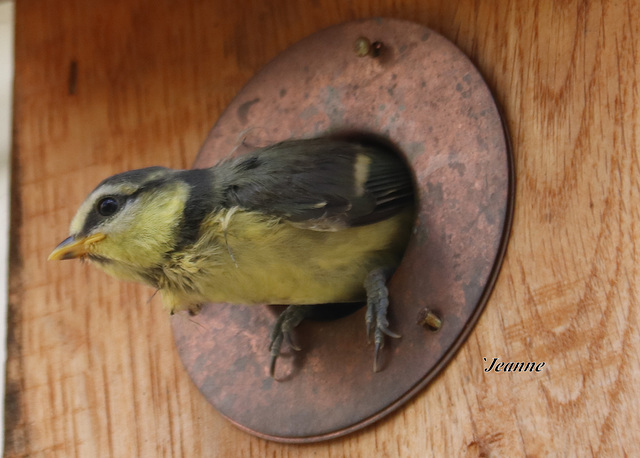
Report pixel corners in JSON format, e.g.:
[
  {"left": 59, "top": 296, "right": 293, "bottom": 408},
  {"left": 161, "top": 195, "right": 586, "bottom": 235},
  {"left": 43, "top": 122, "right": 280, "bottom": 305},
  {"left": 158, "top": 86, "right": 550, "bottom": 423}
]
[{"left": 6, "top": 0, "right": 639, "bottom": 456}]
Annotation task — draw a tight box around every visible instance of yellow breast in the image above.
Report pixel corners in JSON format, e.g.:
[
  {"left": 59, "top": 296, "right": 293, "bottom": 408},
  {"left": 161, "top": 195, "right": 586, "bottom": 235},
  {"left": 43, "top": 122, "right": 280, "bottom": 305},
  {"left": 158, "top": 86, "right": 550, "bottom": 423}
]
[{"left": 159, "top": 208, "right": 414, "bottom": 312}]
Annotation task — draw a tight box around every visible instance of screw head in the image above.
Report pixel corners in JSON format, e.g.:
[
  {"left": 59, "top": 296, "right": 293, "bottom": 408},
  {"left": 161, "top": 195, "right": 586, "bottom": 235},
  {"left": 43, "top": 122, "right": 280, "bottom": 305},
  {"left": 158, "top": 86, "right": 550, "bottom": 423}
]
[
  {"left": 417, "top": 308, "right": 442, "bottom": 331},
  {"left": 354, "top": 36, "right": 372, "bottom": 57}
]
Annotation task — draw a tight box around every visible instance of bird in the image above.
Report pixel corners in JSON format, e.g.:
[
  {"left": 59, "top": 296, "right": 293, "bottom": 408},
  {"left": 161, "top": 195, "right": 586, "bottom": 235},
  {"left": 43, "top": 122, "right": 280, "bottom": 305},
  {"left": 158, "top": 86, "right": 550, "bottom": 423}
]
[{"left": 49, "top": 136, "right": 415, "bottom": 375}]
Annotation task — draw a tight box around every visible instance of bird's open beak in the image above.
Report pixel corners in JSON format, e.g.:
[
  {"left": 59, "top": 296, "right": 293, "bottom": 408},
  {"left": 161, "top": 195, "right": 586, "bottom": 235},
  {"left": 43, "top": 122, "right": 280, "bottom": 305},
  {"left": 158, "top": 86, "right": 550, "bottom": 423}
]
[{"left": 48, "top": 233, "right": 106, "bottom": 261}]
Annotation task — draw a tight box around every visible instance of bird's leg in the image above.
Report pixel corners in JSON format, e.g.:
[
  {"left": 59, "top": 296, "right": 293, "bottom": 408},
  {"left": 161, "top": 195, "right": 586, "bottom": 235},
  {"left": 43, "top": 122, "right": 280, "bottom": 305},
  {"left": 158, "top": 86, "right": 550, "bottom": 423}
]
[
  {"left": 269, "top": 305, "right": 313, "bottom": 377},
  {"left": 188, "top": 303, "right": 203, "bottom": 316},
  {"left": 364, "top": 267, "right": 401, "bottom": 372}
]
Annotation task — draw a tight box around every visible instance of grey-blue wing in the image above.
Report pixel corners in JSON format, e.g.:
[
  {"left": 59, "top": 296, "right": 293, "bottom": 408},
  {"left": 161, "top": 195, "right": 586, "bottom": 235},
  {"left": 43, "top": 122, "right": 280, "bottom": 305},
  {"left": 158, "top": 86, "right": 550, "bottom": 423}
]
[{"left": 219, "top": 138, "right": 414, "bottom": 230}]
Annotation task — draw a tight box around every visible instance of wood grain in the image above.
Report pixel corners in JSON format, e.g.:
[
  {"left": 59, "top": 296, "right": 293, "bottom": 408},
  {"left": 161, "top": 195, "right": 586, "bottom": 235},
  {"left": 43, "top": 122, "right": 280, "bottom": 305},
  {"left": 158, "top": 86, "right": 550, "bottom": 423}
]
[{"left": 5, "top": 0, "right": 639, "bottom": 456}]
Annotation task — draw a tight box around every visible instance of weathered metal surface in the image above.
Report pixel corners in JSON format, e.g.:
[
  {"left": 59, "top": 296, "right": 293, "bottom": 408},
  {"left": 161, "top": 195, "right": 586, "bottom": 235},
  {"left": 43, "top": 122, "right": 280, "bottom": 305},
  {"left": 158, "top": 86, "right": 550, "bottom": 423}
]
[{"left": 171, "top": 18, "right": 513, "bottom": 442}]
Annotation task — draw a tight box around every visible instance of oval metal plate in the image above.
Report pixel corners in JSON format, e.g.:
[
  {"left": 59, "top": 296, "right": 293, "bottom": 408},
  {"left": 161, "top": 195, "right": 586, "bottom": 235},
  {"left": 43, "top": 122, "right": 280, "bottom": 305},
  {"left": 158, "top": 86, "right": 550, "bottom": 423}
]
[{"left": 171, "top": 18, "right": 513, "bottom": 443}]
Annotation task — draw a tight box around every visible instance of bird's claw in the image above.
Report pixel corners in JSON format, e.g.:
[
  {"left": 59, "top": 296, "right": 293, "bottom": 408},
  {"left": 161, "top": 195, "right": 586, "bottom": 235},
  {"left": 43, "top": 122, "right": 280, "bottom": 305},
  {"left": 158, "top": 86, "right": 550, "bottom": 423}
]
[
  {"left": 365, "top": 268, "right": 401, "bottom": 372},
  {"left": 269, "top": 305, "right": 307, "bottom": 377}
]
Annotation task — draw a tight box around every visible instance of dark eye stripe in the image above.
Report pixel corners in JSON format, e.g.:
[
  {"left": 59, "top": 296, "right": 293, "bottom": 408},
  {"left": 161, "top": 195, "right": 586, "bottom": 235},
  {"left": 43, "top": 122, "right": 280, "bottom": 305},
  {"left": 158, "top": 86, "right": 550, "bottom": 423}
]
[
  {"left": 79, "top": 178, "right": 171, "bottom": 236},
  {"left": 80, "top": 194, "right": 127, "bottom": 236}
]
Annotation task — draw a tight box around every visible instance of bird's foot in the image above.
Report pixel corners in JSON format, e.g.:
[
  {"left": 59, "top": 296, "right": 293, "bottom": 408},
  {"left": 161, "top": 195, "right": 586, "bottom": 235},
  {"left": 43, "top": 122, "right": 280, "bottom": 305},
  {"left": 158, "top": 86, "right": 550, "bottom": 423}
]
[
  {"left": 269, "top": 305, "right": 310, "bottom": 377},
  {"left": 364, "top": 267, "right": 401, "bottom": 372}
]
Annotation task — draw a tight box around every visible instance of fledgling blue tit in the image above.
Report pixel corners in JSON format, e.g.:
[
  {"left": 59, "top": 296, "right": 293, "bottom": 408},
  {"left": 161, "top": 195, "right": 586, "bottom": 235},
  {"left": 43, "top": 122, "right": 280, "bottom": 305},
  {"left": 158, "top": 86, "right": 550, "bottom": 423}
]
[{"left": 49, "top": 137, "right": 415, "bottom": 375}]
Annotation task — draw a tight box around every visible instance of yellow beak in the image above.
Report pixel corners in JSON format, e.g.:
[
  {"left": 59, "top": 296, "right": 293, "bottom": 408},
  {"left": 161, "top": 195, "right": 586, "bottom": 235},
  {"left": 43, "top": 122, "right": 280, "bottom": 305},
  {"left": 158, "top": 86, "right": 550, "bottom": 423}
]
[{"left": 48, "top": 233, "right": 106, "bottom": 261}]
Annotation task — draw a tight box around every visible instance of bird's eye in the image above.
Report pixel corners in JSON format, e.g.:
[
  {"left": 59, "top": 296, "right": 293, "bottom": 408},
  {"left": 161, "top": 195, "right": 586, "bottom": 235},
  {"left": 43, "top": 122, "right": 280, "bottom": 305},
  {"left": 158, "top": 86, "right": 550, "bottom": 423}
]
[{"left": 97, "top": 197, "right": 119, "bottom": 216}]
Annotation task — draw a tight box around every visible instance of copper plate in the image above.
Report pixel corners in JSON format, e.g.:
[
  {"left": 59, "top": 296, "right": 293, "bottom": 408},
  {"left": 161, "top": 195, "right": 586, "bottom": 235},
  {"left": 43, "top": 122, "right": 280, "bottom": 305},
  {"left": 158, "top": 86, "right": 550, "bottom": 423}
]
[{"left": 171, "top": 18, "right": 513, "bottom": 443}]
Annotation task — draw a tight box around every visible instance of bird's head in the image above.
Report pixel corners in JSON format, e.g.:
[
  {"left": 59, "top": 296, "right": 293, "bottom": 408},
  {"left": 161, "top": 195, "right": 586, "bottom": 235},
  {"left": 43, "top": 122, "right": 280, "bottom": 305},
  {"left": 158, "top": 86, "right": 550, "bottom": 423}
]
[{"left": 49, "top": 167, "right": 190, "bottom": 282}]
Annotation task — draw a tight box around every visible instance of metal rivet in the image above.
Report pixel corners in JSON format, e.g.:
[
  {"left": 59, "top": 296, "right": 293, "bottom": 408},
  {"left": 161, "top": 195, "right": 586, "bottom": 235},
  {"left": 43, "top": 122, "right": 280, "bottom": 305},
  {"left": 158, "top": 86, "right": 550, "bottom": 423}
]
[{"left": 417, "top": 308, "right": 442, "bottom": 331}]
